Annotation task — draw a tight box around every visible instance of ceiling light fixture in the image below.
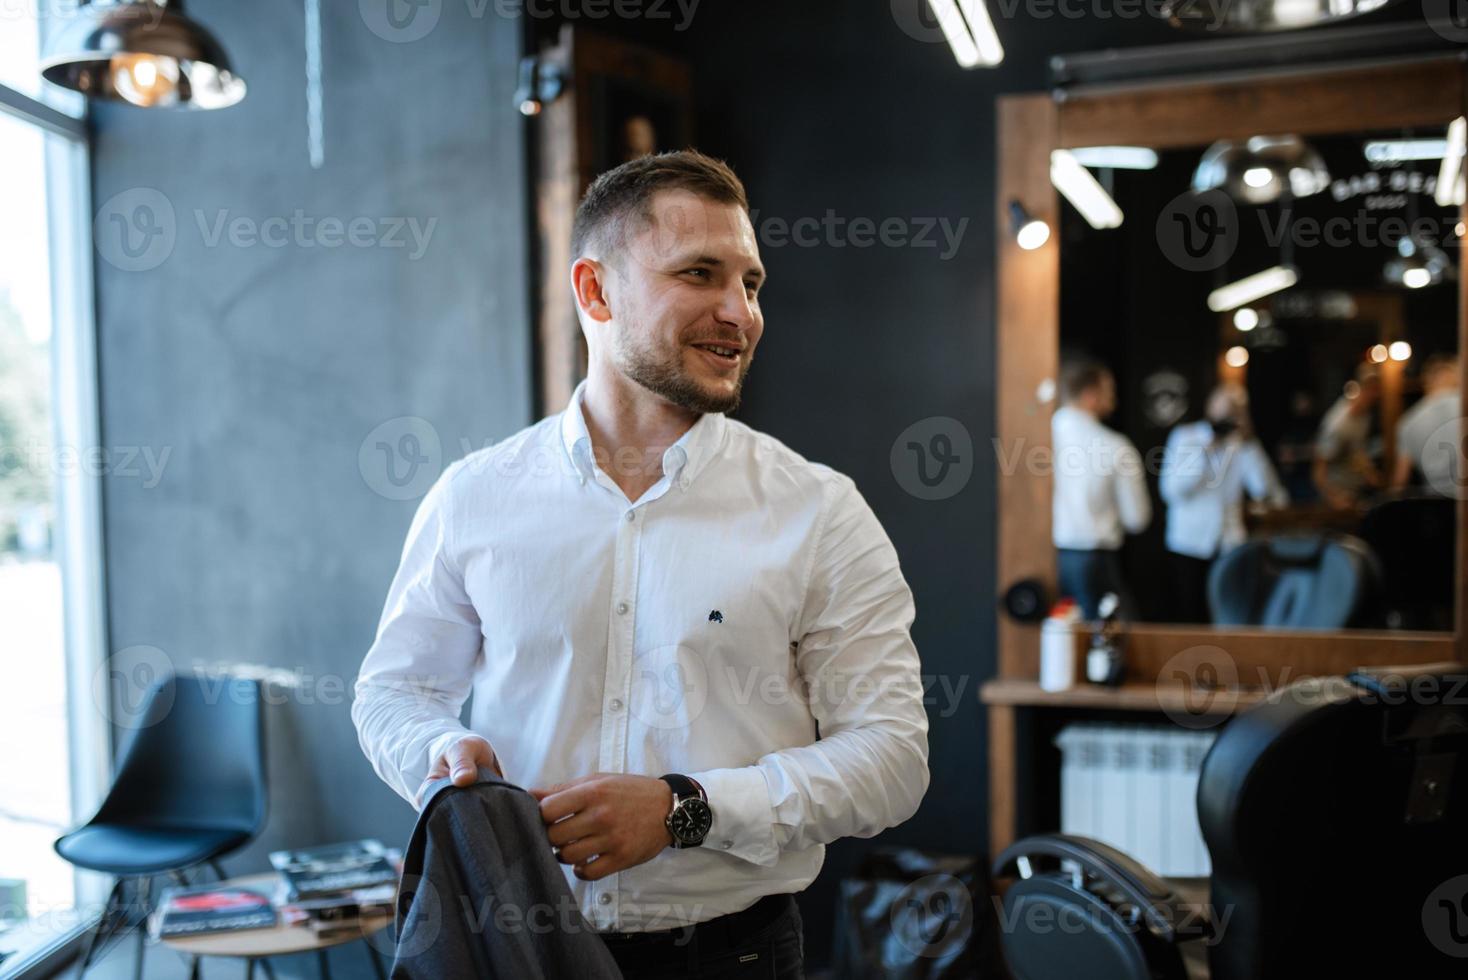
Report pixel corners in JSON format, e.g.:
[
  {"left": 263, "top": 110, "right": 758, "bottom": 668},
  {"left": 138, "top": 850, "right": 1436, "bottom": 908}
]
[
  {"left": 1050, "top": 149, "right": 1123, "bottom": 229},
  {"left": 927, "top": 0, "right": 1004, "bottom": 68},
  {"left": 1207, "top": 265, "right": 1299, "bottom": 312},
  {"left": 41, "top": 0, "right": 245, "bottom": 109}
]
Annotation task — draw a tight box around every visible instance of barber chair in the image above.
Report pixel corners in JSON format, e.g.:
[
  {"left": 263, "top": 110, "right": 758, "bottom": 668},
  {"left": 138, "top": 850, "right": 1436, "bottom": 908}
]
[
  {"left": 1207, "top": 532, "right": 1380, "bottom": 628},
  {"left": 992, "top": 663, "right": 1468, "bottom": 979},
  {"left": 1357, "top": 495, "right": 1456, "bottom": 630}
]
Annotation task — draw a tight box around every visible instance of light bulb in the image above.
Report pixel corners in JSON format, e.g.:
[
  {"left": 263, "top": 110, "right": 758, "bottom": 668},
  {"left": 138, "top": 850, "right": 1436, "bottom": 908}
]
[
  {"left": 111, "top": 53, "right": 181, "bottom": 108},
  {"left": 1243, "top": 166, "right": 1274, "bottom": 189}
]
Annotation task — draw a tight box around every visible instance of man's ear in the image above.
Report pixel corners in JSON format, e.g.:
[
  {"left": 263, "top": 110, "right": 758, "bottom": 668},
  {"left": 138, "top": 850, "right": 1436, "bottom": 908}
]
[{"left": 571, "top": 258, "right": 614, "bottom": 324}]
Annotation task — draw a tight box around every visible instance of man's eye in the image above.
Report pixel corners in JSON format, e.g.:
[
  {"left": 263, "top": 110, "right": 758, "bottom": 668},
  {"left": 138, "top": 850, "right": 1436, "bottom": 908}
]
[
  {"left": 744, "top": 282, "right": 760, "bottom": 294},
  {"left": 684, "top": 268, "right": 710, "bottom": 279}
]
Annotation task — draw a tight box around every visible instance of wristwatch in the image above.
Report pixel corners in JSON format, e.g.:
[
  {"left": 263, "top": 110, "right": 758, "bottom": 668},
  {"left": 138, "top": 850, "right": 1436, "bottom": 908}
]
[{"left": 660, "top": 774, "right": 713, "bottom": 848}]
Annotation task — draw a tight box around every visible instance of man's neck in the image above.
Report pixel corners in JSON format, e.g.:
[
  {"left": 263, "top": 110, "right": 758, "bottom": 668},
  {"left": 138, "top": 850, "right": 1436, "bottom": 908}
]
[{"left": 580, "top": 363, "right": 701, "bottom": 502}]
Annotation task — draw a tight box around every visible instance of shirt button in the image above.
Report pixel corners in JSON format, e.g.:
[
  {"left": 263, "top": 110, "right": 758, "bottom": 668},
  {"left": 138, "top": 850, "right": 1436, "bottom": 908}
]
[
  {"left": 616, "top": 601, "right": 629, "bottom": 615},
  {"left": 598, "top": 893, "right": 612, "bottom": 905},
  {"left": 625, "top": 510, "right": 636, "bottom": 522},
  {"left": 609, "top": 698, "right": 623, "bottom": 711}
]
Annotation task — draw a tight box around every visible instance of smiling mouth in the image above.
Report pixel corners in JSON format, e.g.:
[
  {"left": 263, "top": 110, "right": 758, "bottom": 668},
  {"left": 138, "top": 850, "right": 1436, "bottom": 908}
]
[{"left": 691, "top": 343, "right": 741, "bottom": 362}]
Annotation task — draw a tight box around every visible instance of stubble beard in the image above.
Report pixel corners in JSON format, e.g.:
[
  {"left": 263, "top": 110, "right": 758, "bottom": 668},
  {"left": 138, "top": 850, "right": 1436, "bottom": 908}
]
[{"left": 612, "top": 324, "right": 753, "bottom": 415}]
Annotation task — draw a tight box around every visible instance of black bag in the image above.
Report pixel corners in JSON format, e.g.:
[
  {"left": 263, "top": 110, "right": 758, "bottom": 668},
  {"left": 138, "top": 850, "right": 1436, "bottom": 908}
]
[{"left": 829, "top": 848, "right": 1005, "bottom": 979}]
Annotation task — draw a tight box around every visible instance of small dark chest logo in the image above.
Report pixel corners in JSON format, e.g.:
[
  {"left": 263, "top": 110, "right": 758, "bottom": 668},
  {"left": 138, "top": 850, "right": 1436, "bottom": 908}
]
[{"left": 708, "top": 610, "right": 724, "bottom": 623}]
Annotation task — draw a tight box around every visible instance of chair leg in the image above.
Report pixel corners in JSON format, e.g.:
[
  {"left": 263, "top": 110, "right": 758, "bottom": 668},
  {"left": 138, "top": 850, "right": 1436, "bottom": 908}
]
[
  {"left": 131, "top": 876, "right": 153, "bottom": 980},
  {"left": 208, "top": 859, "right": 229, "bottom": 881},
  {"left": 258, "top": 957, "right": 278, "bottom": 980},
  {"left": 74, "top": 878, "right": 125, "bottom": 978},
  {"left": 364, "top": 939, "right": 387, "bottom": 980}
]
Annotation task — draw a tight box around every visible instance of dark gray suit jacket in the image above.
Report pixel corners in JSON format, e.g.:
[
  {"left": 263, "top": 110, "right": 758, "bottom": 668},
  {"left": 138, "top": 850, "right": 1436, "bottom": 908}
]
[{"left": 391, "top": 769, "right": 623, "bottom": 979}]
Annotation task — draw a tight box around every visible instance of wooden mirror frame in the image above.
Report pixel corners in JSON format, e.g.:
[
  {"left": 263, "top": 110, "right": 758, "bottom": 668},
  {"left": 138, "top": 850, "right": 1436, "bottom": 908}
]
[{"left": 987, "top": 54, "right": 1468, "bottom": 856}]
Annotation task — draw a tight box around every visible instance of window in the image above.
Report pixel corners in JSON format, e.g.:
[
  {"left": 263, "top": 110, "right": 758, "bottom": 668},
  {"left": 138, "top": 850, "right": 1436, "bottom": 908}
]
[{"left": 0, "top": 6, "right": 106, "bottom": 976}]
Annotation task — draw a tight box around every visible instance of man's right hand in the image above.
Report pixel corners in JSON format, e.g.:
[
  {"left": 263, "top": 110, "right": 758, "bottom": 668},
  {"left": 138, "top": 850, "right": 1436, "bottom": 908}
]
[{"left": 414, "top": 735, "right": 502, "bottom": 809}]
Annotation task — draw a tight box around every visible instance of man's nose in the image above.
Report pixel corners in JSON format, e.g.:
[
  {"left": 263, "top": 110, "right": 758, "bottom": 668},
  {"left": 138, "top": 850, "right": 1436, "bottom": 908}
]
[{"left": 715, "top": 280, "right": 756, "bottom": 329}]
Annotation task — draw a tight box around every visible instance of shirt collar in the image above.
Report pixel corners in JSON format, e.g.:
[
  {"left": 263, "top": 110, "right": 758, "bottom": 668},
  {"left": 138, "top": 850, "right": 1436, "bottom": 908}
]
[{"left": 559, "top": 380, "right": 728, "bottom": 491}]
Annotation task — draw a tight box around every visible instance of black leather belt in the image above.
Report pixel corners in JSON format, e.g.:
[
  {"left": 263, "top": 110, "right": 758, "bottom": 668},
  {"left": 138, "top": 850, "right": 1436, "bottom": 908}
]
[{"left": 597, "top": 893, "right": 793, "bottom": 957}]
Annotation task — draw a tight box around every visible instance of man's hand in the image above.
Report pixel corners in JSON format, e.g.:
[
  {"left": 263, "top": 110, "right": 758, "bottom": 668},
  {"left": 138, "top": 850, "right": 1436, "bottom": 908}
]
[
  {"left": 530, "top": 774, "right": 674, "bottom": 881},
  {"left": 414, "top": 735, "right": 501, "bottom": 809}
]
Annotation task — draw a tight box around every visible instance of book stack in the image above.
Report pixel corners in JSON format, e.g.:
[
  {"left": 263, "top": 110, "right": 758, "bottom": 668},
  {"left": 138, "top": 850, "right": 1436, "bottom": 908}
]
[
  {"left": 269, "top": 839, "right": 402, "bottom": 939},
  {"left": 150, "top": 883, "right": 278, "bottom": 938}
]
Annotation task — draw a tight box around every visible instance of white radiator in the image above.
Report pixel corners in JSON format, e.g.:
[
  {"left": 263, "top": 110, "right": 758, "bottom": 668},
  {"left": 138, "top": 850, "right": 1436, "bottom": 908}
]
[{"left": 1054, "top": 723, "right": 1217, "bottom": 878}]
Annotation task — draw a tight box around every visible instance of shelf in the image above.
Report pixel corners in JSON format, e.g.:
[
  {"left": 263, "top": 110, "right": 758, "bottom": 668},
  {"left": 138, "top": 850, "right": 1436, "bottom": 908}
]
[{"left": 980, "top": 678, "right": 1267, "bottom": 715}]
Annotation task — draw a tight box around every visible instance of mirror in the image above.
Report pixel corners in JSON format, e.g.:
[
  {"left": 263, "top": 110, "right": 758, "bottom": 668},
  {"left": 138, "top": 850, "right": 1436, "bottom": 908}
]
[{"left": 1057, "top": 124, "right": 1461, "bottom": 631}]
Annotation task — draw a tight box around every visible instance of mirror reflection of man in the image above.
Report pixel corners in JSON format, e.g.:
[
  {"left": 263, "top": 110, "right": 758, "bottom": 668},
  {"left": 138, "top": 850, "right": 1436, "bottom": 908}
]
[
  {"left": 1161, "top": 384, "right": 1288, "bottom": 623},
  {"left": 1314, "top": 367, "right": 1382, "bottom": 508},
  {"left": 1391, "top": 353, "right": 1461, "bottom": 495},
  {"left": 1051, "top": 359, "right": 1151, "bottom": 620},
  {"left": 353, "top": 150, "right": 929, "bottom": 978}
]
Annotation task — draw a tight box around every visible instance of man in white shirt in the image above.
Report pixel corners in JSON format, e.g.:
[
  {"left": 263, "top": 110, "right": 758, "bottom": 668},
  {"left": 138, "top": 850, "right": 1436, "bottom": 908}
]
[
  {"left": 1160, "top": 384, "right": 1288, "bottom": 622},
  {"left": 1051, "top": 359, "right": 1151, "bottom": 619},
  {"left": 352, "top": 151, "right": 929, "bottom": 977},
  {"left": 1391, "top": 353, "right": 1461, "bottom": 496}
]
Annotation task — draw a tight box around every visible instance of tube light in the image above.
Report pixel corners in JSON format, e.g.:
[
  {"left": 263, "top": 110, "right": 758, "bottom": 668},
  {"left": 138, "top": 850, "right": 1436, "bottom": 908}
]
[
  {"left": 1207, "top": 265, "right": 1299, "bottom": 312},
  {"left": 927, "top": 0, "right": 1004, "bottom": 68},
  {"left": 1050, "top": 149, "right": 1124, "bottom": 230},
  {"left": 1435, "top": 117, "right": 1465, "bottom": 208},
  {"left": 1069, "top": 146, "right": 1159, "bottom": 170}
]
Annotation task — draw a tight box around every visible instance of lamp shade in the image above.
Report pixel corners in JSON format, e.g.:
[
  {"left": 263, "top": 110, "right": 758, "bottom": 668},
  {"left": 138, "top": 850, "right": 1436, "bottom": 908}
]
[
  {"left": 41, "top": 0, "right": 245, "bottom": 109},
  {"left": 1192, "top": 135, "right": 1329, "bottom": 205}
]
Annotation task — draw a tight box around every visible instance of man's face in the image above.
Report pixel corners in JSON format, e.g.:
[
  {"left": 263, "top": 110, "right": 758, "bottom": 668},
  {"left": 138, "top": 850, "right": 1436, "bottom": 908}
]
[
  {"left": 1093, "top": 372, "right": 1117, "bottom": 418},
  {"left": 601, "top": 189, "right": 766, "bottom": 414}
]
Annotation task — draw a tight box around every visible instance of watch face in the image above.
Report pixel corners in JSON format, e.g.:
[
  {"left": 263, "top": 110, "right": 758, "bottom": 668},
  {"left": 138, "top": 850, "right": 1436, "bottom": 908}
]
[{"left": 669, "top": 798, "right": 713, "bottom": 844}]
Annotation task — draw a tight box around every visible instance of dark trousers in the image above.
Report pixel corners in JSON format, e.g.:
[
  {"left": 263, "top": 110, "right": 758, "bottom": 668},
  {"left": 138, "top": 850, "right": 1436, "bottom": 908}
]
[
  {"left": 1168, "top": 550, "right": 1215, "bottom": 623},
  {"left": 601, "top": 894, "right": 804, "bottom": 979},
  {"left": 1056, "top": 547, "right": 1133, "bottom": 621}
]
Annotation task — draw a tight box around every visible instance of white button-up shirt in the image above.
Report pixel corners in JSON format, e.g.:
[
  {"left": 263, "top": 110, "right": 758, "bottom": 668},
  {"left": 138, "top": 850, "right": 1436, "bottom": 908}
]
[
  {"left": 1160, "top": 420, "right": 1288, "bottom": 560},
  {"left": 1050, "top": 405, "right": 1152, "bottom": 550},
  {"left": 352, "top": 382, "right": 929, "bottom": 931}
]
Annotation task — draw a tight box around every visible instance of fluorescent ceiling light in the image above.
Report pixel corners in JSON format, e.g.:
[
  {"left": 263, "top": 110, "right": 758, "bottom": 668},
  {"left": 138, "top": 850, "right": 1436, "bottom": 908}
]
[
  {"left": 1435, "top": 117, "right": 1465, "bottom": 208},
  {"left": 1050, "top": 149, "right": 1124, "bottom": 229},
  {"left": 1207, "top": 265, "right": 1298, "bottom": 312},
  {"left": 1069, "top": 146, "right": 1159, "bottom": 170},
  {"left": 927, "top": 0, "right": 1004, "bottom": 68},
  {"left": 1364, "top": 138, "right": 1449, "bottom": 164}
]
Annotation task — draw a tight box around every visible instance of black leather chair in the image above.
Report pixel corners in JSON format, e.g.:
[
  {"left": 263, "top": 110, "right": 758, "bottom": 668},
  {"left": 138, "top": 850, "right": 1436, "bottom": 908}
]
[
  {"left": 992, "top": 663, "right": 1468, "bottom": 979},
  {"left": 1357, "top": 495, "right": 1456, "bottom": 630},
  {"left": 1207, "top": 532, "right": 1380, "bottom": 628},
  {"left": 54, "top": 673, "right": 268, "bottom": 979}
]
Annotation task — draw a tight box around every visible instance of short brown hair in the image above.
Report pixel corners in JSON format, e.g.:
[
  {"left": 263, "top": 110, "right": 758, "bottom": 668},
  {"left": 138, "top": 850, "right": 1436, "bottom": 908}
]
[
  {"left": 571, "top": 149, "right": 749, "bottom": 260},
  {"left": 1059, "top": 358, "right": 1110, "bottom": 404}
]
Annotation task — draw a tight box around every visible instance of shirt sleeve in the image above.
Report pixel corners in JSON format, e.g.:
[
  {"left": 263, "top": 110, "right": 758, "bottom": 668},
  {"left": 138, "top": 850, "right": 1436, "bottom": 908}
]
[
  {"left": 1159, "top": 426, "right": 1211, "bottom": 503},
  {"left": 1242, "top": 441, "right": 1289, "bottom": 507},
  {"left": 688, "top": 475, "right": 930, "bottom": 867},
  {"left": 1115, "top": 440, "right": 1152, "bottom": 534},
  {"left": 351, "top": 460, "right": 484, "bottom": 808}
]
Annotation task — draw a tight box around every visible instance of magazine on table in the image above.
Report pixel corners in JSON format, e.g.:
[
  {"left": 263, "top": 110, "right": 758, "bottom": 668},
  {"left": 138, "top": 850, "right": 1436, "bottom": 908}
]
[
  {"left": 268, "top": 839, "right": 399, "bottom": 899},
  {"left": 149, "top": 883, "right": 277, "bottom": 938}
]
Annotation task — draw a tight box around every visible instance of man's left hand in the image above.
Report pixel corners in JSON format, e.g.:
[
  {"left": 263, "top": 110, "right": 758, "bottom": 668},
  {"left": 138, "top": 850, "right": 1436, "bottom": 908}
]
[{"left": 530, "top": 773, "right": 674, "bottom": 881}]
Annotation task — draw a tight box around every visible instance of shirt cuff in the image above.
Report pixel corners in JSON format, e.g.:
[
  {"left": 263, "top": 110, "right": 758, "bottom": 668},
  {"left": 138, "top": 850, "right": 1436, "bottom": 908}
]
[{"left": 686, "top": 765, "right": 780, "bottom": 867}]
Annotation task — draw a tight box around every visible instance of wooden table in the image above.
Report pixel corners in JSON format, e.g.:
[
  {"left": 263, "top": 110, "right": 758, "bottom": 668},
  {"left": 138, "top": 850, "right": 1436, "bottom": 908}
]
[{"left": 157, "top": 873, "right": 393, "bottom": 979}]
